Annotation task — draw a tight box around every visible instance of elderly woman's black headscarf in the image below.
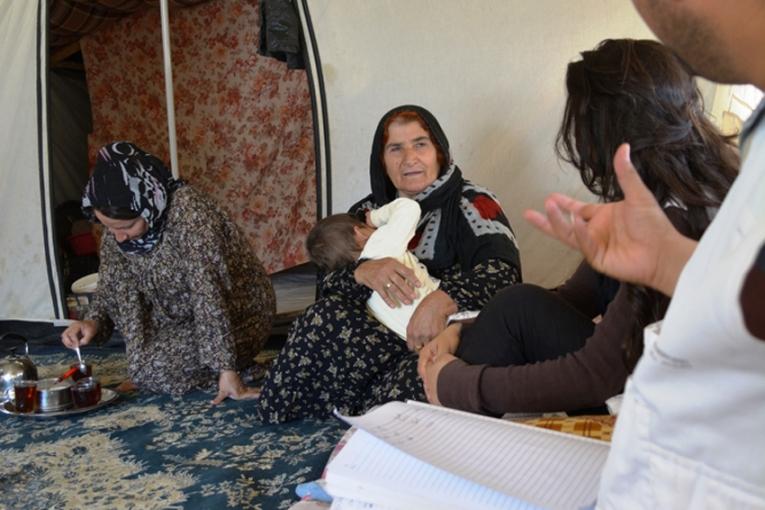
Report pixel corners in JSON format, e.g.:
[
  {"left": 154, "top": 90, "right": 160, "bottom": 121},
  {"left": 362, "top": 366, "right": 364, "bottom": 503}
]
[
  {"left": 352, "top": 105, "right": 520, "bottom": 273},
  {"left": 368, "top": 104, "right": 456, "bottom": 204},
  {"left": 82, "top": 141, "right": 184, "bottom": 255}
]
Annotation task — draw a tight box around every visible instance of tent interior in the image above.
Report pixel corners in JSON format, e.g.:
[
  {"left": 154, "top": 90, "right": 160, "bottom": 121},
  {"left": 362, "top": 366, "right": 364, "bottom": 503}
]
[
  {"left": 4, "top": 0, "right": 320, "bottom": 325},
  {"left": 2, "top": 1, "right": 764, "bottom": 508},
  {"left": 3, "top": 0, "right": 762, "bottom": 325}
]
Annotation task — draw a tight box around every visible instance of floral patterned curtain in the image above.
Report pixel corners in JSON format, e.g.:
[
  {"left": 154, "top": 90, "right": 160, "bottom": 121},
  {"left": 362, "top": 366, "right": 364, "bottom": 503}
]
[{"left": 80, "top": 0, "right": 316, "bottom": 273}]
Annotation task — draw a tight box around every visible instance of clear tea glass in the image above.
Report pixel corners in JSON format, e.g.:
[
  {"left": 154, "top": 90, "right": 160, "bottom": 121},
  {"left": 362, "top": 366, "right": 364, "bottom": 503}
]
[
  {"left": 70, "top": 377, "right": 101, "bottom": 408},
  {"left": 14, "top": 379, "right": 37, "bottom": 413},
  {"left": 70, "top": 363, "right": 92, "bottom": 382}
]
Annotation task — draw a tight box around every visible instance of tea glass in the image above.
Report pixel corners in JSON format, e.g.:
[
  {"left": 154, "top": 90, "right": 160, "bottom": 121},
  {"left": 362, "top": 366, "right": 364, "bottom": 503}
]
[
  {"left": 70, "top": 377, "right": 101, "bottom": 408},
  {"left": 13, "top": 379, "right": 37, "bottom": 413},
  {"left": 70, "top": 363, "right": 93, "bottom": 382}
]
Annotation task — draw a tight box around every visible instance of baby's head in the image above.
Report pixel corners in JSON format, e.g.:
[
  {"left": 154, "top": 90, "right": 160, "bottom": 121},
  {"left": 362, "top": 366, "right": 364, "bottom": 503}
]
[{"left": 306, "top": 213, "right": 375, "bottom": 272}]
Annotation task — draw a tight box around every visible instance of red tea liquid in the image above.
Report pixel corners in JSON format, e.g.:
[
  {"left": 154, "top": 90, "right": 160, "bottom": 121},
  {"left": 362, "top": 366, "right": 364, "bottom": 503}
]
[
  {"left": 14, "top": 382, "right": 37, "bottom": 413},
  {"left": 71, "top": 378, "right": 101, "bottom": 407},
  {"left": 70, "top": 363, "right": 92, "bottom": 382}
]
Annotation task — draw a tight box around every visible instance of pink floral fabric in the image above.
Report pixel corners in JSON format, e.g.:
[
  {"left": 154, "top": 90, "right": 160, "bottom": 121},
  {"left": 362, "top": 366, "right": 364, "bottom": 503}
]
[{"left": 80, "top": 0, "right": 316, "bottom": 273}]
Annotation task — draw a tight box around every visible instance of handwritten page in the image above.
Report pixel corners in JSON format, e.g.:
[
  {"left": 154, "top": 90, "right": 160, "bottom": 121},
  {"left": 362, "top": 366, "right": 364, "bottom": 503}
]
[
  {"left": 327, "top": 428, "right": 540, "bottom": 510},
  {"left": 333, "top": 401, "right": 610, "bottom": 510}
]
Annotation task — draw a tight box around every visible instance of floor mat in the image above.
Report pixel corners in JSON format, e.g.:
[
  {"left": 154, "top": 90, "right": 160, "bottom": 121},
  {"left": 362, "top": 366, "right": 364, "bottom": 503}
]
[{"left": 0, "top": 347, "right": 346, "bottom": 510}]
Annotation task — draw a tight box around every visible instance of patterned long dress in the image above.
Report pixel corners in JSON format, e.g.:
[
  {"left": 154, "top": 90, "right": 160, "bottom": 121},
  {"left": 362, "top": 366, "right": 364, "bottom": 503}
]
[
  {"left": 257, "top": 182, "right": 521, "bottom": 423},
  {"left": 86, "top": 187, "right": 275, "bottom": 395}
]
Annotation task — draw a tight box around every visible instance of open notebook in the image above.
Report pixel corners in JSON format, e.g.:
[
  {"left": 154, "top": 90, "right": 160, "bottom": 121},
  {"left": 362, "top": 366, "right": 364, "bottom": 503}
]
[{"left": 325, "top": 401, "right": 610, "bottom": 510}]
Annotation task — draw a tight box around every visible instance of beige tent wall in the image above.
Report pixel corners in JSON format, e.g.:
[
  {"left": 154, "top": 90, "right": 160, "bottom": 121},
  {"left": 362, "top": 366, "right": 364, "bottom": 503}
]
[
  {"left": 306, "top": 0, "right": 654, "bottom": 286},
  {"left": 0, "top": 0, "right": 63, "bottom": 320}
]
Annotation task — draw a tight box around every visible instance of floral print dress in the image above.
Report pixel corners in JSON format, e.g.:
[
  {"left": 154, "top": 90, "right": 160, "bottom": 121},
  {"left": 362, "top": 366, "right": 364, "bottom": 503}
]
[
  {"left": 86, "top": 187, "right": 276, "bottom": 395},
  {"left": 258, "top": 104, "right": 521, "bottom": 423},
  {"left": 257, "top": 175, "right": 521, "bottom": 424},
  {"left": 257, "top": 257, "right": 519, "bottom": 423}
]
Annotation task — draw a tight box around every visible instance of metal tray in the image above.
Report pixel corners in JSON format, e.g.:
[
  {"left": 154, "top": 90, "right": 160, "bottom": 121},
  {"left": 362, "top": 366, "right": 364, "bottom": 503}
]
[{"left": 0, "top": 388, "right": 119, "bottom": 418}]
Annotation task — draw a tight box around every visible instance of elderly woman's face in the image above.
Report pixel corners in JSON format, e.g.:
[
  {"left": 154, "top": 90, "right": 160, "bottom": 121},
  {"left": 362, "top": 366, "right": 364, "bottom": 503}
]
[
  {"left": 383, "top": 120, "right": 440, "bottom": 198},
  {"left": 94, "top": 210, "right": 148, "bottom": 243}
]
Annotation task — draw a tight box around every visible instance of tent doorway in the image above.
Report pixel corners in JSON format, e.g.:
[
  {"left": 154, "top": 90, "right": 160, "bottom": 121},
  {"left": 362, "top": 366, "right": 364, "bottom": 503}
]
[{"left": 8, "top": 0, "right": 327, "bottom": 321}]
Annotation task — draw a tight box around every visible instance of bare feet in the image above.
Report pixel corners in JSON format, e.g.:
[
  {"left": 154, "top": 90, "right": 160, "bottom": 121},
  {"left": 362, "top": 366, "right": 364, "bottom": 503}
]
[{"left": 115, "top": 379, "right": 138, "bottom": 392}]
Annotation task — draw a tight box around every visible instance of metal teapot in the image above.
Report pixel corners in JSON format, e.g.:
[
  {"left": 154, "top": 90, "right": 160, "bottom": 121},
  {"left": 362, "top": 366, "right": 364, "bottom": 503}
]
[{"left": 0, "top": 333, "right": 38, "bottom": 401}]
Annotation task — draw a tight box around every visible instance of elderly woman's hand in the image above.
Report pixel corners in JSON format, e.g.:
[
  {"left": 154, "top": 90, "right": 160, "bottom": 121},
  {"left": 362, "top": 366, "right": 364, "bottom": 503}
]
[
  {"left": 354, "top": 258, "right": 420, "bottom": 307},
  {"left": 406, "top": 290, "right": 458, "bottom": 351}
]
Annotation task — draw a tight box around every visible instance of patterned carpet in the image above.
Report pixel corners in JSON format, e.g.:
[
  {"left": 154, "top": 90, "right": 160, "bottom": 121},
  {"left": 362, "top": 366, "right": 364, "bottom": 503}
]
[{"left": 0, "top": 347, "right": 346, "bottom": 510}]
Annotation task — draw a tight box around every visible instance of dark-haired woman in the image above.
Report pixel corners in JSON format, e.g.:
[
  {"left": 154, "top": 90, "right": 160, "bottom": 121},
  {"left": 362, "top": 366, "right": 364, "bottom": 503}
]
[
  {"left": 257, "top": 105, "right": 522, "bottom": 423},
  {"left": 61, "top": 142, "right": 275, "bottom": 403},
  {"left": 419, "top": 39, "right": 738, "bottom": 415}
]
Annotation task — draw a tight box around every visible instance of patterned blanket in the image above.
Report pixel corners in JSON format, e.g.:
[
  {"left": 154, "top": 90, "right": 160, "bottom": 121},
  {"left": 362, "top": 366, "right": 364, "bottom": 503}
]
[{"left": 0, "top": 348, "right": 345, "bottom": 510}]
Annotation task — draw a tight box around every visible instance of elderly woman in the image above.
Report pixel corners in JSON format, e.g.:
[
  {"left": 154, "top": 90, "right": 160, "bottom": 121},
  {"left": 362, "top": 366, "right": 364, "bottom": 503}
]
[
  {"left": 419, "top": 39, "right": 738, "bottom": 415},
  {"left": 257, "top": 105, "right": 521, "bottom": 423},
  {"left": 61, "top": 142, "right": 275, "bottom": 403}
]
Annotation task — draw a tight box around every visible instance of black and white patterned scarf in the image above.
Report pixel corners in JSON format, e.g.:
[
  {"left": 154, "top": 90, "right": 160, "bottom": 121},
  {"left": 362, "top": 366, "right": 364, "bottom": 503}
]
[{"left": 82, "top": 141, "right": 184, "bottom": 255}]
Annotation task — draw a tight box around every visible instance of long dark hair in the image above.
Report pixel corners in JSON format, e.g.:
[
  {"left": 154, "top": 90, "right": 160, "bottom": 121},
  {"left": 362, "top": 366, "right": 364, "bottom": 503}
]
[{"left": 556, "top": 39, "right": 738, "bottom": 370}]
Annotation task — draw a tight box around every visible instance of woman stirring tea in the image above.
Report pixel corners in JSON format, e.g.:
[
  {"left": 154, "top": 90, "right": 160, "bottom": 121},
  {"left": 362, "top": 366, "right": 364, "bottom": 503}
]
[{"left": 61, "top": 142, "right": 275, "bottom": 403}]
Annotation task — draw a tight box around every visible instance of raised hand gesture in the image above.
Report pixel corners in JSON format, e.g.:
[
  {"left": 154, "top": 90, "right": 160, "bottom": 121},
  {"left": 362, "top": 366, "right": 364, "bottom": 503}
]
[{"left": 524, "top": 144, "right": 696, "bottom": 296}]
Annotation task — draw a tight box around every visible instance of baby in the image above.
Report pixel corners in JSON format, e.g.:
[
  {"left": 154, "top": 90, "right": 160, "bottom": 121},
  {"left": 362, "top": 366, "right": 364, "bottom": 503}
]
[{"left": 307, "top": 198, "right": 440, "bottom": 341}]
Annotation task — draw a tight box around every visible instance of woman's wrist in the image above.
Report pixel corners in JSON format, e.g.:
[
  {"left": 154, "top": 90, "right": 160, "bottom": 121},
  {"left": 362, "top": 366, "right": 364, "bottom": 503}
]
[{"left": 441, "top": 323, "right": 462, "bottom": 355}]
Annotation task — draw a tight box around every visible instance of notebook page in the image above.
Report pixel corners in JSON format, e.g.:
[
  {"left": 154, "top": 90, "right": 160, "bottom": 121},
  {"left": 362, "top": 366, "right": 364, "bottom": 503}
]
[
  {"left": 330, "top": 496, "right": 392, "bottom": 510},
  {"left": 326, "top": 428, "right": 539, "bottom": 510},
  {"left": 336, "top": 401, "right": 610, "bottom": 510}
]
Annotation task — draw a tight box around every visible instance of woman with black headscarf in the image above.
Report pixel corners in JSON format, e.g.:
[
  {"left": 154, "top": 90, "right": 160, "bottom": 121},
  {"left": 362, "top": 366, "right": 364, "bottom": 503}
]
[
  {"left": 257, "top": 105, "right": 521, "bottom": 423},
  {"left": 61, "top": 141, "right": 275, "bottom": 403}
]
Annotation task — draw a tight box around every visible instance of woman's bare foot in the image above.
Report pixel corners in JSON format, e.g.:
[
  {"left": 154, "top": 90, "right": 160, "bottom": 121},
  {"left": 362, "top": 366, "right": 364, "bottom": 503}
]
[{"left": 115, "top": 379, "right": 138, "bottom": 392}]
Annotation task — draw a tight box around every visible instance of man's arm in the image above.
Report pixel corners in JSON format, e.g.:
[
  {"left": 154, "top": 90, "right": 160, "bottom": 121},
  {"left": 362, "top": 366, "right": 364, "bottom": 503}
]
[{"left": 741, "top": 242, "right": 765, "bottom": 340}]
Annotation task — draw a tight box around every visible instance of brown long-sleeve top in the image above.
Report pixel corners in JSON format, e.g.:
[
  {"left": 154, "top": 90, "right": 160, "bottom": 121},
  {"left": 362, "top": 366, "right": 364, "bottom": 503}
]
[{"left": 438, "top": 208, "right": 691, "bottom": 415}]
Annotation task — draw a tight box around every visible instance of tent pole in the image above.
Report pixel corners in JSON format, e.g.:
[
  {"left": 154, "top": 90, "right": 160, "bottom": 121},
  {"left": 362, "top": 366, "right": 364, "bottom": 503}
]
[{"left": 159, "top": 0, "right": 179, "bottom": 179}]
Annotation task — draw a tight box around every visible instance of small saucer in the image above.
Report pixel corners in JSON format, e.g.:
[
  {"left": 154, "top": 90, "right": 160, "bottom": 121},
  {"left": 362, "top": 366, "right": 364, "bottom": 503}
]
[{"left": 0, "top": 388, "right": 119, "bottom": 418}]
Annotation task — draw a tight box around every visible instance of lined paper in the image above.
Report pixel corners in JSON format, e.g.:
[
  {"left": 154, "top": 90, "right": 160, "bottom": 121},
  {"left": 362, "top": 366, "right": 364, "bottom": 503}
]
[
  {"left": 327, "top": 428, "right": 540, "bottom": 510},
  {"left": 331, "top": 401, "right": 609, "bottom": 510}
]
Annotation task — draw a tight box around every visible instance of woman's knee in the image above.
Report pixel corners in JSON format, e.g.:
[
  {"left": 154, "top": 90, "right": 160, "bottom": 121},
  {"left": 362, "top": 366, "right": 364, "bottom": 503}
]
[
  {"left": 457, "top": 284, "right": 557, "bottom": 365},
  {"left": 484, "top": 284, "right": 550, "bottom": 314}
]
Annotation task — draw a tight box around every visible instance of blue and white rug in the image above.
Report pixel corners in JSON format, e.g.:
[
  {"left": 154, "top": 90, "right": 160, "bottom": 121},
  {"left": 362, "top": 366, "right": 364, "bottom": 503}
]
[{"left": 0, "top": 349, "right": 345, "bottom": 509}]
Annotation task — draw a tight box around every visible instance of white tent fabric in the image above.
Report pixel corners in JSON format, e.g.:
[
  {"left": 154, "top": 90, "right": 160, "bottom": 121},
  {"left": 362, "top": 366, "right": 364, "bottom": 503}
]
[{"left": 0, "top": 0, "right": 63, "bottom": 320}]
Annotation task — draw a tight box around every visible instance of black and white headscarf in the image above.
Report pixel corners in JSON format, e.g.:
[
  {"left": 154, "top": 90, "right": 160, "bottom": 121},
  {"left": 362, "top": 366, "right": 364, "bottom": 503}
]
[{"left": 82, "top": 141, "right": 184, "bottom": 255}]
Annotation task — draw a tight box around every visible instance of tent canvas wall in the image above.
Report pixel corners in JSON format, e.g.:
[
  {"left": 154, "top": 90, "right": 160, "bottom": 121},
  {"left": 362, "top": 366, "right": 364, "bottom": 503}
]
[{"left": 0, "top": 0, "right": 62, "bottom": 321}]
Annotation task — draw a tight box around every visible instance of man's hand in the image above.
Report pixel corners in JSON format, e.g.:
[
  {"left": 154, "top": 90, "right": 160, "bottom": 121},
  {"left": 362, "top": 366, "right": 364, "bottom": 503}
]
[
  {"left": 406, "top": 290, "right": 458, "bottom": 351},
  {"left": 61, "top": 320, "right": 98, "bottom": 349},
  {"left": 524, "top": 143, "right": 696, "bottom": 296},
  {"left": 211, "top": 370, "right": 260, "bottom": 405},
  {"left": 354, "top": 258, "right": 420, "bottom": 306}
]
